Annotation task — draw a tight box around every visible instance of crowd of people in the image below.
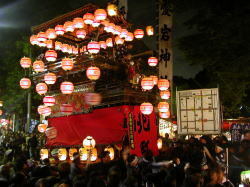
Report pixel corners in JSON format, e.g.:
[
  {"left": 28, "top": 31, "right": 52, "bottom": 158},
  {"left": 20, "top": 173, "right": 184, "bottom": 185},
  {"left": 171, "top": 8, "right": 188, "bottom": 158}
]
[{"left": 0, "top": 128, "right": 249, "bottom": 187}]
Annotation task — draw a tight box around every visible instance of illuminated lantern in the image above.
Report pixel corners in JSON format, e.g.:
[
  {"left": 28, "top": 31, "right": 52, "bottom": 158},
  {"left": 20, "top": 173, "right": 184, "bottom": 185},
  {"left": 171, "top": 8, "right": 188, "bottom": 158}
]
[
  {"left": 55, "top": 25, "right": 65, "bottom": 35},
  {"left": 55, "top": 41, "right": 62, "bottom": 50},
  {"left": 83, "top": 136, "right": 96, "bottom": 149},
  {"left": 158, "top": 102, "right": 169, "bottom": 112},
  {"left": 157, "top": 138, "right": 163, "bottom": 149},
  {"left": 37, "top": 32, "right": 47, "bottom": 42},
  {"left": 134, "top": 29, "right": 144, "bottom": 39},
  {"left": 36, "top": 83, "right": 48, "bottom": 95},
  {"left": 99, "top": 41, "right": 107, "bottom": 49},
  {"left": 20, "top": 78, "right": 31, "bottom": 89},
  {"left": 140, "top": 102, "right": 153, "bottom": 115},
  {"left": 92, "top": 19, "right": 100, "bottom": 27},
  {"left": 0, "top": 110, "right": 2, "bottom": 116},
  {"left": 86, "top": 66, "right": 101, "bottom": 80},
  {"left": 120, "top": 29, "right": 128, "bottom": 38},
  {"left": 64, "top": 21, "right": 74, "bottom": 32},
  {"left": 105, "top": 23, "right": 115, "bottom": 33},
  {"left": 45, "top": 40, "right": 53, "bottom": 49},
  {"left": 30, "top": 35, "right": 38, "bottom": 45},
  {"left": 79, "top": 148, "right": 88, "bottom": 161},
  {"left": 38, "top": 105, "right": 51, "bottom": 116},
  {"left": 150, "top": 75, "right": 158, "bottom": 85},
  {"left": 107, "top": 4, "right": 118, "bottom": 16},
  {"left": 37, "top": 105, "right": 45, "bottom": 115},
  {"left": 157, "top": 79, "right": 170, "bottom": 91},
  {"left": 241, "top": 170, "right": 250, "bottom": 185},
  {"left": 90, "top": 148, "right": 97, "bottom": 161},
  {"left": 141, "top": 77, "right": 154, "bottom": 90},
  {"left": 62, "top": 44, "right": 69, "bottom": 53},
  {"left": 76, "top": 29, "right": 87, "bottom": 39},
  {"left": 61, "top": 58, "right": 74, "bottom": 71},
  {"left": 67, "top": 45, "right": 73, "bottom": 54},
  {"left": 38, "top": 124, "right": 48, "bottom": 133},
  {"left": 87, "top": 41, "right": 100, "bottom": 54},
  {"left": 46, "top": 28, "right": 57, "bottom": 39},
  {"left": 114, "top": 25, "right": 122, "bottom": 35},
  {"left": 115, "top": 36, "right": 124, "bottom": 45},
  {"left": 146, "top": 26, "right": 154, "bottom": 36},
  {"left": 45, "top": 50, "right": 57, "bottom": 62},
  {"left": 72, "top": 47, "right": 78, "bottom": 55},
  {"left": 58, "top": 148, "right": 67, "bottom": 161},
  {"left": 60, "top": 81, "right": 74, "bottom": 94},
  {"left": 69, "top": 148, "right": 78, "bottom": 160},
  {"left": 60, "top": 104, "right": 73, "bottom": 115},
  {"left": 159, "top": 111, "right": 170, "bottom": 119},
  {"left": 40, "top": 149, "right": 49, "bottom": 160},
  {"left": 85, "top": 93, "right": 102, "bottom": 106},
  {"left": 104, "top": 146, "right": 115, "bottom": 160},
  {"left": 43, "top": 96, "right": 56, "bottom": 107},
  {"left": 38, "top": 42, "right": 46, "bottom": 47},
  {"left": 83, "top": 13, "right": 94, "bottom": 24},
  {"left": 20, "top": 57, "right": 31, "bottom": 68},
  {"left": 94, "top": 9, "right": 107, "bottom": 21},
  {"left": 125, "top": 32, "right": 134, "bottom": 41},
  {"left": 44, "top": 73, "right": 57, "bottom": 85},
  {"left": 106, "top": 38, "right": 113, "bottom": 47},
  {"left": 0, "top": 101, "right": 3, "bottom": 107},
  {"left": 73, "top": 17, "right": 84, "bottom": 28},
  {"left": 160, "top": 90, "right": 171, "bottom": 100},
  {"left": 148, "top": 57, "right": 158, "bottom": 67}
]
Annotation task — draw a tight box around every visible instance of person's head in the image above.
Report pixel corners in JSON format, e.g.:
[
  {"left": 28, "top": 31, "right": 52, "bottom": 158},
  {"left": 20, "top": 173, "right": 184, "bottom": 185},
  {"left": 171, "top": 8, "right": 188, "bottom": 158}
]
[
  {"left": 244, "top": 130, "right": 250, "bottom": 140},
  {"left": 142, "top": 150, "right": 153, "bottom": 162},
  {"left": 165, "top": 133, "right": 169, "bottom": 139},
  {"left": 127, "top": 154, "right": 139, "bottom": 167}
]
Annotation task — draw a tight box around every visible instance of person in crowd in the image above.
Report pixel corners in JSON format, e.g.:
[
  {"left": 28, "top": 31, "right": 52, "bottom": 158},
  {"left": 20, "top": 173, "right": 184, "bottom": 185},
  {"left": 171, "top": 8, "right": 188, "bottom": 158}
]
[
  {"left": 70, "top": 152, "right": 82, "bottom": 180},
  {"left": 27, "top": 134, "right": 38, "bottom": 159}
]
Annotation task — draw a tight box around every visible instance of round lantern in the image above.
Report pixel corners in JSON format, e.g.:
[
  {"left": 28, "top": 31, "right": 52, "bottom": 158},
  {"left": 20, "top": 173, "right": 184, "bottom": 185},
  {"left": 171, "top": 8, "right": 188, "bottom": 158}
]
[
  {"left": 94, "top": 9, "right": 107, "bottom": 20},
  {"left": 55, "top": 25, "right": 65, "bottom": 35},
  {"left": 125, "top": 32, "right": 134, "bottom": 41},
  {"left": 141, "top": 77, "right": 154, "bottom": 90},
  {"left": 60, "top": 81, "right": 74, "bottom": 94},
  {"left": 20, "top": 78, "right": 31, "bottom": 89},
  {"left": 55, "top": 41, "right": 62, "bottom": 50},
  {"left": 20, "top": 57, "right": 31, "bottom": 68},
  {"left": 157, "top": 138, "right": 163, "bottom": 149},
  {"left": 79, "top": 148, "right": 97, "bottom": 161},
  {"left": 67, "top": 45, "right": 73, "bottom": 54},
  {"left": 104, "top": 146, "right": 115, "bottom": 160},
  {"left": 83, "top": 13, "right": 94, "bottom": 24},
  {"left": 106, "top": 23, "right": 115, "bottom": 33},
  {"left": 73, "top": 17, "right": 84, "bottom": 28},
  {"left": 0, "top": 110, "right": 2, "bottom": 116},
  {"left": 45, "top": 40, "right": 53, "bottom": 49},
  {"left": 148, "top": 57, "right": 158, "bottom": 67},
  {"left": 146, "top": 26, "right": 154, "bottom": 36},
  {"left": 150, "top": 75, "right": 158, "bottom": 85},
  {"left": 60, "top": 104, "right": 73, "bottom": 115},
  {"left": 157, "top": 79, "right": 170, "bottom": 91},
  {"left": 58, "top": 148, "right": 67, "bottom": 161},
  {"left": 114, "top": 25, "right": 122, "bottom": 35},
  {"left": 38, "top": 105, "right": 51, "bottom": 116},
  {"left": 30, "top": 35, "right": 38, "bottom": 45},
  {"left": 61, "top": 58, "right": 74, "bottom": 71},
  {"left": 83, "top": 136, "right": 96, "bottom": 149},
  {"left": 159, "top": 111, "right": 170, "bottom": 119},
  {"left": 90, "top": 148, "right": 98, "bottom": 161},
  {"left": 107, "top": 4, "right": 118, "bottom": 16},
  {"left": 37, "top": 32, "right": 47, "bottom": 42},
  {"left": 76, "top": 29, "right": 87, "bottom": 39},
  {"left": 86, "top": 66, "right": 101, "bottom": 80},
  {"left": 115, "top": 36, "right": 124, "bottom": 45},
  {"left": 87, "top": 41, "right": 100, "bottom": 54},
  {"left": 40, "top": 149, "right": 49, "bottom": 160},
  {"left": 61, "top": 44, "right": 69, "bottom": 53},
  {"left": 36, "top": 83, "right": 48, "bottom": 95},
  {"left": 46, "top": 28, "right": 57, "bottom": 39},
  {"left": 158, "top": 102, "right": 169, "bottom": 112},
  {"left": 120, "top": 29, "right": 128, "bottom": 39},
  {"left": 45, "top": 50, "right": 57, "bottom": 62},
  {"left": 38, "top": 124, "right": 48, "bottom": 133},
  {"left": 140, "top": 102, "right": 154, "bottom": 115},
  {"left": 44, "top": 73, "right": 57, "bottom": 85},
  {"left": 69, "top": 148, "right": 78, "bottom": 160},
  {"left": 160, "top": 90, "right": 171, "bottom": 100},
  {"left": 134, "top": 29, "right": 144, "bottom": 39},
  {"left": 38, "top": 42, "right": 46, "bottom": 47},
  {"left": 64, "top": 21, "right": 74, "bottom": 32},
  {"left": 99, "top": 41, "right": 107, "bottom": 49},
  {"left": 79, "top": 148, "right": 88, "bottom": 161},
  {"left": 85, "top": 93, "right": 102, "bottom": 106},
  {"left": 106, "top": 38, "right": 113, "bottom": 47},
  {"left": 92, "top": 19, "right": 100, "bottom": 27},
  {"left": 43, "top": 96, "right": 56, "bottom": 106}
]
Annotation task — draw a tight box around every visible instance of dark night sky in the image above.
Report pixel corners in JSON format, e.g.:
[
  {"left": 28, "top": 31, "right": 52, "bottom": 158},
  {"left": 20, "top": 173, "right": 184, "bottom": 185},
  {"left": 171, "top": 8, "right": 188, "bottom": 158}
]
[{"left": 0, "top": 0, "right": 201, "bottom": 78}]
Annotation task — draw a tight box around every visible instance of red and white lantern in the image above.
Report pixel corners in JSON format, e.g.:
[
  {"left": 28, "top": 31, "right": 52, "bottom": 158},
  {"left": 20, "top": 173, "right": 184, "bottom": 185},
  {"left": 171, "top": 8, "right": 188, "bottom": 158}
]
[
  {"left": 55, "top": 25, "right": 65, "bottom": 35},
  {"left": 61, "top": 58, "right": 74, "bottom": 71},
  {"left": 20, "top": 78, "right": 31, "bottom": 89},
  {"left": 73, "top": 17, "right": 84, "bottom": 28},
  {"left": 92, "top": 19, "right": 100, "bottom": 27},
  {"left": 94, "top": 9, "right": 107, "bottom": 21},
  {"left": 141, "top": 77, "right": 154, "bottom": 90},
  {"left": 125, "top": 32, "right": 134, "bottom": 41},
  {"left": 140, "top": 102, "right": 153, "bottom": 115},
  {"left": 46, "top": 28, "right": 57, "bottom": 39},
  {"left": 157, "top": 79, "right": 170, "bottom": 91},
  {"left": 106, "top": 38, "right": 113, "bottom": 47},
  {"left": 76, "top": 29, "right": 87, "bottom": 39},
  {"left": 44, "top": 73, "right": 57, "bottom": 85},
  {"left": 38, "top": 124, "right": 48, "bottom": 133},
  {"left": 60, "top": 104, "right": 73, "bottom": 115},
  {"left": 43, "top": 96, "right": 56, "bottom": 107},
  {"left": 45, "top": 40, "right": 53, "bottom": 49},
  {"left": 134, "top": 29, "right": 144, "bottom": 39},
  {"left": 33, "top": 60, "right": 44, "bottom": 72},
  {"left": 45, "top": 50, "right": 57, "bottom": 62},
  {"left": 30, "top": 35, "right": 38, "bottom": 45},
  {"left": 159, "top": 111, "right": 170, "bottom": 119},
  {"left": 114, "top": 25, "right": 122, "bottom": 35},
  {"left": 38, "top": 42, "right": 46, "bottom": 47},
  {"left": 60, "top": 81, "right": 74, "bottom": 94},
  {"left": 120, "top": 29, "right": 128, "bottom": 39},
  {"left": 64, "top": 21, "right": 74, "bottom": 32},
  {"left": 85, "top": 93, "right": 101, "bottom": 106},
  {"left": 37, "top": 32, "right": 47, "bottom": 42},
  {"left": 36, "top": 83, "right": 48, "bottom": 95},
  {"left": 41, "top": 106, "right": 51, "bottom": 117},
  {"left": 99, "top": 41, "right": 107, "bottom": 49},
  {"left": 115, "top": 36, "right": 124, "bottom": 45},
  {"left": 158, "top": 102, "right": 169, "bottom": 113},
  {"left": 61, "top": 44, "right": 69, "bottom": 53},
  {"left": 55, "top": 41, "right": 62, "bottom": 50},
  {"left": 87, "top": 41, "right": 100, "bottom": 54},
  {"left": 20, "top": 57, "right": 31, "bottom": 68},
  {"left": 148, "top": 57, "right": 158, "bottom": 67},
  {"left": 160, "top": 90, "right": 170, "bottom": 100},
  {"left": 83, "top": 13, "right": 94, "bottom": 24},
  {"left": 86, "top": 66, "right": 101, "bottom": 80},
  {"left": 150, "top": 75, "right": 158, "bottom": 85}
]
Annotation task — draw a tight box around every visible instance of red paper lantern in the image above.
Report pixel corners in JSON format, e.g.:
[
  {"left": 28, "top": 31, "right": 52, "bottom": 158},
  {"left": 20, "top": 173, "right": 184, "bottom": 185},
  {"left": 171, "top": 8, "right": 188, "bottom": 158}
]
[
  {"left": 72, "top": 47, "right": 78, "bottom": 55},
  {"left": 107, "top": 4, "right": 118, "bottom": 16},
  {"left": 46, "top": 28, "right": 57, "bottom": 39},
  {"left": 148, "top": 57, "right": 158, "bottom": 67},
  {"left": 61, "top": 44, "right": 69, "bottom": 53},
  {"left": 94, "top": 9, "right": 107, "bottom": 20},
  {"left": 45, "top": 50, "right": 57, "bottom": 62},
  {"left": 87, "top": 41, "right": 100, "bottom": 54},
  {"left": 120, "top": 29, "right": 128, "bottom": 39},
  {"left": 37, "top": 42, "right": 46, "bottom": 47},
  {"left": 60, "top": 81, "right": 74, "bottom": 94},
  {"left": 134, "top": 29, "right": 144, "bottom": 39},
  {"left": 106, "top": 38, "right": 113, "bottom": 47},
  {"left": 158, "top": 102, "right": 169, "bottom": 112},
  {"left": 76, "top": 29, "right": 87, "bottom": 39},
  {"left": 160, "top": 90, "right": 171, "bottom": 100},
  {"left": 20, "top": 57, "right": 31, "bottom": 68},
  {"left": 141, "top": 77, "right": 154, "bottom": 90},
  {"left": 43, "top": 96, "right": 56, "bottom": 107},
  {"left": 36, "top": 83, "right": 48, "bottom": 95},
  {"left": 30, "top": 35, "right": 38, "bottom": 45},
  {"left": 85, "top": 93, "right": 101, "bottom": 106},
  {"left": 73, "top": 17, "right": 84, "bottom": 28},
  {"left": 125, "top": 32, "right": 134, "bottom": 41},
  {"left": 115, "top": 36, "right": 124, "bottom": 45},
  {"left": 92, "top": 19, "right": 100, "bottom": 27},
  {"left": 61, "top": 58, "right": 74, "bottom": 71},
  {"left": 150, "top": 75, "right": 158, "bottom": 85},
  {"left": 45, "top": 40, "right": 53, "bottom": 49},
  {"left": 37, "top": 32, "right": 47, "bottom": 42},
  {"left": 55, "top": 41, "right": 62, "bottom": 50},
  {"left": 60, "top": 104, "right": 73, "bottom": 115},
  {"left": 159, "top": 111, "right": 170, "bottom": 119},
  {"left": 20, "top": 78, "right": 31, "bottom": 89},
  {"left": 99, "top": 41, "right": 107, "bottom": 49},
  {"left": 37, "top": 105, "right": 51, "bottom": 116},
  {"left": 38, "top": 124, "right": 48, "bottom": 133},
  {"left": 83, "top": 13, "right": 94, "bottom": 24},
  {"left": 33, "top": 60, "right": 44, "bottom": 72},
  {"left": 55, "top": 25, "right": 65, "bottom": 35},
  {"left": 64, "top": 21, "right": 74, "bottom": 32},
  {"left": 44, "top": 73, "right": 57, "bottom": 85},
  {"left": 157, "top": 79, "right": 170, "bottom": 91},
  {"left": 105, "top": 23, "right": 115, "bottom": 33},
  {"left": 114, "top": 25, "right": 122, "bottom": 35},
  {"left": 140, "top": 102, "right": 153, "bottom": 115},
  {"left": 86, "top": 66, "right": 101, "bottom": 80}
]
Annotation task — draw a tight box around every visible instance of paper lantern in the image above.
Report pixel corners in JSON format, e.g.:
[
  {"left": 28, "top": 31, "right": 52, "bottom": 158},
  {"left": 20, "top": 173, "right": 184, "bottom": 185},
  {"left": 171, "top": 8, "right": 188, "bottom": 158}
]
[
  {"left": 72, "top": 47, "right": 78, "bottom": 55},
  {"left": 55, "top": 25, "right": 65, "bottom": 35},
  {"left": 146, "top": 26, "right": 154, "bottom": 36},
  {"left": 241, "top": 170, "right": 250, "bottom": 185},
  {"left": 43, "top": 96, "right": 56, "bottom": 107},
  {"left": 120, "top": 29, "right": 128, "bottom": 39},
  {"left": 148, "top": 57, "right": 158, "bottom": 67},
  {"left": 45, "top": 127, "right": 57, "bottom": 139},
  {"left": 86, "top": 66, "right": 101, "bottom": 80},
  {"left": 40, "top": 149, "right": 49, "bottom": 160},
  {"left": 83, "top": 136, "right": 96, "bottom": 149},
  {"left": 150, "top": 75, "right": 158, "bottom": 85},
  {"left": 38, "top": 42, "right": 46, "bottom": 47},
  {"left": 115, "top": 36, "right": 124, "bottom": 45},
  {"left": 106, "top": 38, "right": 113, "bottom": 47},
  {"left": 69, "top": 148, "right": 78, "bottom": 160},
  {"left": 60, "top": 81, "right": 74, "bottom": 94},
  {"left": 134, "top": 29, "right": 144, "bottom": 39},
  {"left": 61, "top": 44, "right": 69, "bottom": 53},
  {"left": 140, "top": 102, "right": 153, "bottom": 115},
  {"left": 20, "top": 78, "right": 31, "bottom": 89},
  {"left": 61, "top": 58, "right": 74, "bottom": 71},
  {"left": 99, "top": 41, "right": 107, "bottom": 49},
  {"left": 159, "top": 111, "right": 170, "bottom": 119},
  {"left": 92, "top": 19, "right": 100, "bottom": 27},
  {"left": 79, "top": 148, "right": 97, "bottom": 162},
  {"left": 44, "top": 73, "right": 57, "bottom": 85},
  {"left": 38, "top": 105, "right": 51, "bottom": 116},
  {"left": 157, "top": 138, "right": 163, "bottom": 149},
  {"left": 60, "top": 104, "right": 73, "bottom": 115},
  {"left": 64, "top": 21, "right": 74, "bottom": 32},
  {"left": 76, "top": 29, "right": 87, "bottom": 39},
  {"left": 67, "top": 45, "right": 73, "bottom": 54},
  {"left": 38, "top": 124, "right": 48, "bottom": 133},
  {"left": 73, "top": 17, "right": 84, "bottom": 28},
  {"left": 85, "top": 93, "right": 101, "bottom": 106},
  {"left": 114, "top": 25, "right": 122, "bottom": 35},
  {"left": 90, "top": 148, "right": 98, "bottom": 161},
  {"left": 83, "top": 13, "right": 94, "bottom": 24},
  {"left": 160, "top": 90, "right": 171, "bottom": 100},
  {"left": 20, "top": 57, "right": 31, "bottom": 68},
  {"left": 55, "top": 41, "right": 62, "bottom": 50},
  {"left": 141, "top": 77, "right": 154, "bottom": 90},
  {"left": 58, "top": 148, "right": 67, "bottom": 161},
  {"left": 104, "top": 146, "right": 115, "bottom": 160},
  {"left": 107, "top": 4, "right": 118, "bottom": 16},
  {"left": 105, "top": 23, "right": 115, "bottom": 33},
  {"left": 45, "top": 50, "right": 57, "bottom": 62},
  {"left": 45, "top": 40, "right": 53, "bottom": 49},
  {"left": 0, "top": 110, "right": 2, "bottom": 116},
  {"left": 36, "top": 83, "right": 48, "bottom": 95},
  {"left": 94, "top": 9, "right": 107, "bottom": 20},
  {"left": 125, "top": 32, "right": 134, "bottom": 41},
  {"left": 46, "top": 28, "right": 57, "bottom": 39},
  {"left": 87, "top": 41, "right": 100, "bottom": 54},
  {"left": 30, "top": 35, "right": 38, "bottom": 45},
  {"left": 158, "top": 102, "right": 169, "bottom": 112},
  {"left": 37, "top": 32, "right": 47, "bottom": 42},
  {"left": 158, "top": 79, "right": 170, "bottom": 91}
]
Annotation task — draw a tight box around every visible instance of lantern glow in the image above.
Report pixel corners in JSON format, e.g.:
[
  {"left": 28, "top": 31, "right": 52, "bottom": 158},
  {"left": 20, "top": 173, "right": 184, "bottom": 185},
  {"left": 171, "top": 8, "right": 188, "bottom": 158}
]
[
  {"left": 30, "top": 35, "right": 38, "bottom": 45},
  {"left": 146, "top": 26, "right": 154, "bottom": 36},
  {"left": 86, "top": 66, "right": 101, "bottom": 80},
  {"left": 158, "top": 102, "right": 170, "bottom": 113},
  {"left": 125, "top": 32, "right": 134, "bottom": 41},
  {"left": 83, "top": 136, "right": 96, "bottom": 149},
  {"left": 61, "top": 58, "right": 74, "bottom": 71},
  {"left": 20, "top": 78, "right": 31, "bottom": 89},
  {"left": 44, "top": 73, "right": 57, "bottom": 85},
  {"left": 20, "top": 57, "right": 32, "bottom": 68},
  {"left": 150, "top": 75, "right": 158, "bottom": 85},
  {"left": 159, "top": 111, "right": 170, "bottom": 119},
  {"left": 140, "top": 102, "right": 154, "bottom": 115},
  {"left": 83, "top": 13, "right": 94, "bottom": 24},
  {"left": 104, "top": 146, "right": 115, "bottom": 160},
  {"left": 73, "top": 17, "right": 84, "bottom": 28},
  {"left": 160, "top": 90, "right": 171, "bottom": 100},
  {"left": 158, "top": 79, "right": 170, "bottom": 91},
  {"left": 148, "top": 57, "right": 158, "bottom": 67},
  {"left": 69, "top": 148, "right": 78, "bottom": 160},
  {"left": 134, "top": 29, "right": 144, "bottom": 39},
  {"left": 40, "top": 149, "right": 49, "bottom": 160},
  {"left": 55, "top": 25, "right": 65, "bottom": 35},
  {"left": 60, "top": 104, "right": 73, "bottom": 115},
  {"left": 37, "top": 32, "right": 47, "bottom": 42},
  {"left": 85, "top": 93, "right": 102, "bottom": 106},
  {"left": 36, "top": 83, "right": 48, "bottom": 95},
  {"left": 38, "top": 124, "right": 48, "bottom": 133},
  {"left": 60, "top": 81, "right": 74, "bottom": 94},
  {"left": 106, "top": 38, "right": 113, "bottom": 47},
  {"left": 87, "top": 41, "right": 100, "bottom": 54},
  {"left": 64, "top": 21, "right": 74, "bottom": 32},
  {"left": 46, "top": 28, "right": 57, "bottom": 39},
  {"left": 43, "top": 96, "right": 56, "bottom": 107},
  {"left": 94, "top": 9, "right": 107, "bottom": 20},
  {"left": 157, "top": 138, "right": 163, "bottom": 149},
  {"left": 107, "top": 4, "right": 118, "bottom": 16},
  {"left": 76, "top": 29, "right": 87, "bottom": 39},
  {"left": 141, "top": 77, "right": 154, "bottom": 90},
  {"left": 58, "top": 148, "right": 67, "bottom": 161},
  {"left": 45, "top": 50, "right": 57, "bottom": 62}
]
